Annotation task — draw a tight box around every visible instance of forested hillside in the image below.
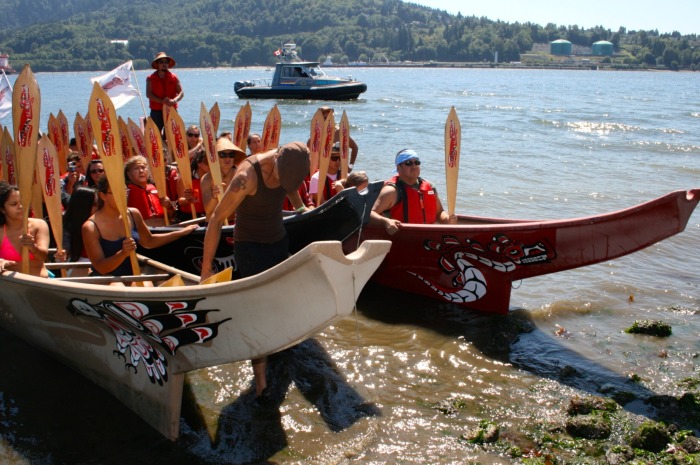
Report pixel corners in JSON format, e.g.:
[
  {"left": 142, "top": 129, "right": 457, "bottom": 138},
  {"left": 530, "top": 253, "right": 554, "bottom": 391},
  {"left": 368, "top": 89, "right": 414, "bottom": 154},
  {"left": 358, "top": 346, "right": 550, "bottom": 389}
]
[{"left": 0, "top": 0, "right": 698, "bottom": 71}]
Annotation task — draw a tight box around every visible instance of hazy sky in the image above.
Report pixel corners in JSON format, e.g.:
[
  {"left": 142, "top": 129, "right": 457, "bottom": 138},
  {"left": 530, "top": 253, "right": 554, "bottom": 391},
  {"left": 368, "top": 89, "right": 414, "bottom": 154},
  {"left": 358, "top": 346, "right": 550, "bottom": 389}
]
[{"left": 413, "top": 0, "right": 699, "bottom": 35}]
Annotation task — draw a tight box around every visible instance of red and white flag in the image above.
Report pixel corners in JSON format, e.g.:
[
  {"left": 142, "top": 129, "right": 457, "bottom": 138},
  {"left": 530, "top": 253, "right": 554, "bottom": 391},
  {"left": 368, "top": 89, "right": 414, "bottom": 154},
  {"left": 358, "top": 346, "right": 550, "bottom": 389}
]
[
  {"left": 90, "top": 60, "right": 139, "bottom": 109},
  {"left": 0, "top": 70, "right": 11, "bottom": 120}
]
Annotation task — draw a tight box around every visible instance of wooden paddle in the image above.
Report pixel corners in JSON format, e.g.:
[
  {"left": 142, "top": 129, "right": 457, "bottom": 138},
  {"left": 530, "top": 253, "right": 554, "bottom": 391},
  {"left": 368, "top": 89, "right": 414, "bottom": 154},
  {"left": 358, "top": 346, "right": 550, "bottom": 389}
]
[
  {"left": 200, "top": 266, "right": 232, "bottom": 285},
  {"left": 12, "top": 64, "right": 41, "bottom": 274},
  {"left": 73, "top": 112, "right": 92, "bottom": 173},
  {"left": 0, "top": 125, "right": 3, "bottom": 182},
  {"left": 308, "top": 107, "right": 324, "bottom": 179},
  {"left": 444, "top": 106, "right": 461, "bottom": 218},
  {"left": 199, "top": 102, "right": 224, "bottom": 219},
  {"left": 30, "top": 170, "right": 43, "bottom": 223},
  {"left": 36, "top": 135, "right": 65, "bottom": 276},
  {"left": 143, "top": 117, "right": 170, "bottom": 225},
  {"left": 316, "top": 111, "right": 335, "bottom": 206},
  {"left": 261, "top": 104, "right": 281, "bottom": 152},
  {"left": 126, "top": 117, "right": 147, "bottom": 157},
  {"left": 1, "top": 127, "right": 16, "bottom": 184},
  {"left": 209, "top": 102, "right": 221, "bottom": 135},
  {"left": 47, "top": 113, "right": 66, "bottom": 173},
  {"left": 118, "top": 116, "right": 134, "bottom": 162},
  {"left": 58, "top": 109, "right": 70, "bottom": 159},
  {"left": 339, "top": 110, "right": 350, "bottom": 180},
  {"left": 88, "top": 81, "right": 141, "bottom": 276},
  {"left": 163, "top": 107, "right": 195, "bottom": 221},
  {"left": 233, "top": 101, "right": 252, "bottom": 152}
]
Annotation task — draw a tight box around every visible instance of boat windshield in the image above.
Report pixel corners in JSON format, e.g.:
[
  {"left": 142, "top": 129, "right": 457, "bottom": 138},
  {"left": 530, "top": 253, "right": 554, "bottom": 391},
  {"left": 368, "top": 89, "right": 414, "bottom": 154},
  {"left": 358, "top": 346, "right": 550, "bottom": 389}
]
[{"left": 306, "top": 65, "right": 327, "bottom": 77}]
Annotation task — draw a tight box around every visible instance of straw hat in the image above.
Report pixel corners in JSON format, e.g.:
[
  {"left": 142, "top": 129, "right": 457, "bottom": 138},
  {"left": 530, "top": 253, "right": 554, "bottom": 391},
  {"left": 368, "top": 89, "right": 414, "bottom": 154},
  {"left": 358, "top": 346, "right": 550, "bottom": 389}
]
[
  {"left": 151, "top": 52, "right": 176, "bottom": 69},
  {"left": 216, "top": 137, "right": 247, "bottom": 165}
]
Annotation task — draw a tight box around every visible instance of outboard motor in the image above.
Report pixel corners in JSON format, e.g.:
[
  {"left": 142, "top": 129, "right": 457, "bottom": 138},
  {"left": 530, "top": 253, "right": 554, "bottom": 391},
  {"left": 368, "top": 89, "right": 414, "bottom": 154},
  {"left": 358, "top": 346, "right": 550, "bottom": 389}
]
[{"left": 234, "top": 81, "right": 249, "bottom": 93}]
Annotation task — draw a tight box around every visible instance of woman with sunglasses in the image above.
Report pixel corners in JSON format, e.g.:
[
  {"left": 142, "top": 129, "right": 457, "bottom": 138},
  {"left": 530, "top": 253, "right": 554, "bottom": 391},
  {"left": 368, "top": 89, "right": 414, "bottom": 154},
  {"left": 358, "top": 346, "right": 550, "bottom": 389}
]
[
  {"left": 200, "top": 137, "right": 246, "bottom": 221},
  {"left": 186, "top": 125, "right": 203, "bottom": 159},
  {"left": 370, "top": 149, "right": 457, "bottom": 235},
  {"left": 86, "top": 159, "right": 106, "bottom": 188},
  {"left": 308, "top": 142, "right": 342, "bottom": 207}
]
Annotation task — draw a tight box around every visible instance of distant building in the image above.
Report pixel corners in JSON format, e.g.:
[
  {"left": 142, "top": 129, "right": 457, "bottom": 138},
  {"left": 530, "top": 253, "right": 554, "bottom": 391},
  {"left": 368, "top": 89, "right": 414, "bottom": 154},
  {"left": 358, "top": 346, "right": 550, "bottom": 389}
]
[
  {"left": 592, "top": 40, "right": 614, "bottom": 56},
  {"left": 550, "top": 39, "right": 572, "bottom": 56}
]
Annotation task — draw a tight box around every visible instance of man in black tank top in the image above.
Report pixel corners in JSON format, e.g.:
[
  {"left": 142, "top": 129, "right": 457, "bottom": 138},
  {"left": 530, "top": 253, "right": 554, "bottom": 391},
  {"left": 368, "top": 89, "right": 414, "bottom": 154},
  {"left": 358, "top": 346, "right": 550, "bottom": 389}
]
[{"left": 200, "top": 141, "right": 309, "bottom": 404}]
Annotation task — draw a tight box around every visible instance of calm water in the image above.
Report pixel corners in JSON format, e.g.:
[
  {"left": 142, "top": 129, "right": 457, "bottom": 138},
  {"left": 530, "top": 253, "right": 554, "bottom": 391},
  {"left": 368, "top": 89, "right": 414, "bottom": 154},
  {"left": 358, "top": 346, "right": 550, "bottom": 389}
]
[{"left": 1, "top": 67, "right": 699, "bottom": 464}]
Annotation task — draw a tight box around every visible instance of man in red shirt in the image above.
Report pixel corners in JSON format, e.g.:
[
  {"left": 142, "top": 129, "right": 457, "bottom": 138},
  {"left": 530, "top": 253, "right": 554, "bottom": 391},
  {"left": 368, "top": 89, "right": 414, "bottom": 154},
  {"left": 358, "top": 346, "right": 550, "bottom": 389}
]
[{"left": 146, "top": 52, "right": 183, "bottom": 135}]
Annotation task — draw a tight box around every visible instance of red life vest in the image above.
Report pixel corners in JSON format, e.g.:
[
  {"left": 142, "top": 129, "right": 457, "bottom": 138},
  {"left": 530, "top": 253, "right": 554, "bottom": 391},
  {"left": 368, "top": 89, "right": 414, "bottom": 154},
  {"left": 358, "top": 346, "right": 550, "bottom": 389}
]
[
  {"left": 127, "top": 182, "right": 165, "bottom": 221},
  {"left": 386, "top": 175, "right": 438, "bottom": 224},
  {"left": 147, "top": 71, "right": 180, "bottom": 111}
]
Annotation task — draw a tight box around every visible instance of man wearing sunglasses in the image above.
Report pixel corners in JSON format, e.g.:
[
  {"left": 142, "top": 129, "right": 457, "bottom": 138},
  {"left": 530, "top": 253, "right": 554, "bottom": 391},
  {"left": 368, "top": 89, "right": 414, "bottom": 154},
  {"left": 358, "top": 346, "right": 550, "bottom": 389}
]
[
  {"left": 370, "top": 149, "right": 456, "bottom": 235},
  {"left": 146, "top": 51, "right": 183, "bottom": 134}
]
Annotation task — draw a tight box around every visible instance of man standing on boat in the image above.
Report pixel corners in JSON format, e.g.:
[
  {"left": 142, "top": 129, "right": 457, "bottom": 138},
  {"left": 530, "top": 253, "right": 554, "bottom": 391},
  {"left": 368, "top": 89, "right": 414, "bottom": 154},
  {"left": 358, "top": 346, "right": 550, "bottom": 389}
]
[
  {"left": 370, "top": 149, "right": 456, "bottom": 235},
  {"left": 200, "top": 141, "right": 309, "bottom": 404},
  {"left": 146, "top": 52, "right": 183, "bottom": 135}
]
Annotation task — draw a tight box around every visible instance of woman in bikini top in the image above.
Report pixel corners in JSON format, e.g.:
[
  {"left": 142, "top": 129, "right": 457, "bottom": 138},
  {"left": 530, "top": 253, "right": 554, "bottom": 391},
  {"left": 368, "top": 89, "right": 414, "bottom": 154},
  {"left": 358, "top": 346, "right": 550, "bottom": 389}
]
[
  {"left": 0, "top": 181, "right": 50, "bottom": 277},
  {"left": 81, "top": 176, "right": 198, "bottom": 286}
]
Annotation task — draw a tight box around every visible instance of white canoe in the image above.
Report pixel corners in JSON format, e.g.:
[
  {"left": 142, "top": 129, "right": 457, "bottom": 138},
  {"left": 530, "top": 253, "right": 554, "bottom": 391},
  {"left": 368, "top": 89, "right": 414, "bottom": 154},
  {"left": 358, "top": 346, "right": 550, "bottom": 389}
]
[{"left": 0, "top": 240, "right": 391, "bottom": 440}]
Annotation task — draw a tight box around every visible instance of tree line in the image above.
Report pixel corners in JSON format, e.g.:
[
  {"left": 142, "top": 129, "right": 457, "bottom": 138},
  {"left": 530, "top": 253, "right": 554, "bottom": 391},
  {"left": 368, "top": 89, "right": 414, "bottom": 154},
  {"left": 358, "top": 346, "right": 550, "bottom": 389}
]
[{"left": 0, "top": 0, "right": 698, "bottom": 72}]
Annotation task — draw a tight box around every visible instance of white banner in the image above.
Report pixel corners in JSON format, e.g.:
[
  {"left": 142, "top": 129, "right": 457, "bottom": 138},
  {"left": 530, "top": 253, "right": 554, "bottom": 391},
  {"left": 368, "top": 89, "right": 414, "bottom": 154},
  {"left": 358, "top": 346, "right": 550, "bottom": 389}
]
[
  {"left": 90, "top": 60, "right": 140, "bottom": 109},
  {"left": 0, "top": 70, "right": 11, "bottom": 120}
]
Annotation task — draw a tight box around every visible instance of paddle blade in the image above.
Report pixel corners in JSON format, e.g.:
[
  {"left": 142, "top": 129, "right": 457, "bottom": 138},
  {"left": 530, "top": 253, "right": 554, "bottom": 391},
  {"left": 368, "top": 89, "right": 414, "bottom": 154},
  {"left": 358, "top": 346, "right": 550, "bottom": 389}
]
[
  {"left": 201, "top": 267, "right": 232, "bottom": 285},
  {"left": 58, "top": 110, "right": 70, "bottom": 154},
  {"left": 12, "top": 64, "right": 41, "bottom": 274},
  {"left": 316, "top": 111, "right": 335, "bottom": 206},
  {"left": 233, "top": 101, "right": 252, "bottom": 151},
  {"left": 308, "top": 108, "right": 324, "bottom": 179},
  {"left": 73, "top": 112, "right": 92, "bottom": 172},
  {"left": 261, "top": 104, "right": 281, "bottom": 151},
  {"left": 117, "top": 116, "right": 133, "bottom": 162},
  {"left": 47, "top": 113, "right": 66, "bottom": 173},
  {"left": 36, "top": 135, "right": 63, "bottom": 252},
  {"left": 127, "top": 117, "right": 147, "bottom": 157},
  {"left": 164, "top": 108, "right": 189, "bottom": 167},
  {"left": 339, "top": 111, "right": 350, "bottom": 179},
  {"left": 158, "top": 274, "right": 185, "bottom": 287},
  {"left": 209, "top": 102, "right": 221, "bottom": 134},
  {"left": 200, "top": 102, "right": 222, "bottom": 188},
  {"left": 444, "top": 106, "right": 461, "bottom": 217},
  {"left": 1, "top": 127, "right": 16, "bottom": 184},
  {"left": 143, "top": 117, "right": 168, "bottom": 223}
]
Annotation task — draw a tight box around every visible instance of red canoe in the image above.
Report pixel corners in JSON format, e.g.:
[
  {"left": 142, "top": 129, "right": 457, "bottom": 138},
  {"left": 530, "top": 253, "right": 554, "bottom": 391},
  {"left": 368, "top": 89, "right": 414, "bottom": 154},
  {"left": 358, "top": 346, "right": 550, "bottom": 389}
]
[{"left": 345, "top": 188, "right": 700, "bottom": 314}]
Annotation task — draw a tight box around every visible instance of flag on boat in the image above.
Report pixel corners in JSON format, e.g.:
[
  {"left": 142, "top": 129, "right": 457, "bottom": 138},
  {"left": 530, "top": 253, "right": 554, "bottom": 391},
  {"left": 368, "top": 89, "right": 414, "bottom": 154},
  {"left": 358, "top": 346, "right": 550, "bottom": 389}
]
[
  {"left": 274, "top": 49, "right": 281, "bottom": 56},
  {"left": 0, "top": 70, "right": 11, "bottom": 120},
  {"left": 90, "top": 60, "right": 140, "bottom": 109}
]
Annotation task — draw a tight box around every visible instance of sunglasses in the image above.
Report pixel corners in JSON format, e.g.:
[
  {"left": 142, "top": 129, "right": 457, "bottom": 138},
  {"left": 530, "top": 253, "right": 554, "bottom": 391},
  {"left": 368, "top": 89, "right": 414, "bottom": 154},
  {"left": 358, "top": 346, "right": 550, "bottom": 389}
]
[
  {"left": 89, "top": 168, "right": 105, "bottom": 174},
  {"left": 330, "top": 156, "right": 340, "bottom": 161},
  {"left": 402, "top": 160, "right": 421, "bottom": 167},
  {"left": 218, "top": 152, "right": 237, "bottom": 159},
  {"left": 158, "top": 59, "right": 170, "bottom": 64},
  {"left": 187, "top": 133, "right": 200, "bottom": 137}
]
